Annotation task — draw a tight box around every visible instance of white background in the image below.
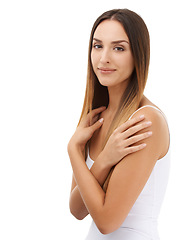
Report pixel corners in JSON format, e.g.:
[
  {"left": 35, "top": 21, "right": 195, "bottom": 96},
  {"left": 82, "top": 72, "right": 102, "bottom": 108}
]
[{"left": 0, "top": 0, "right": 194, "bottom": 239}]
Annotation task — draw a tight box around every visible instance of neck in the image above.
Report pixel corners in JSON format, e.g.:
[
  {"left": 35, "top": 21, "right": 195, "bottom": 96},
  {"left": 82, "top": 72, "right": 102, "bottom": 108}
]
[
  {"left": 106, "top": 81, "right": 128, "bottom": 114},
  {"left": 107, "top": 89, "right": 121, "bottom": 113}
]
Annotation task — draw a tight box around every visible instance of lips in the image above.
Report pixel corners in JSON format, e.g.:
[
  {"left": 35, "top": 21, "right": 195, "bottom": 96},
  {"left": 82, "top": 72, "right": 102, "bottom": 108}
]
[{"left": 98, "top": 67, "right": 116, "bottom": 74}]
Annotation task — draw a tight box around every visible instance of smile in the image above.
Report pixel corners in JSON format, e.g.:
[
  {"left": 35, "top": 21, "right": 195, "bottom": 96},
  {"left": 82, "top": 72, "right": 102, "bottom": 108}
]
[{"left": 98, "top": 68, "right": 116, "bottom": 74}]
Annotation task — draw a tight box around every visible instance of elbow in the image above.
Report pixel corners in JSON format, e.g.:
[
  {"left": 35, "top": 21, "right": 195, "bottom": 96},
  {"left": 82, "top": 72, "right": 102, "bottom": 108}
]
[
  {"left": 97, "top": 224, "right": 117, "bottom": 235},
  {"left": 69, "top": 204, "right": 87, "bottom": 220},
  {"left": 70, "top": 208, "right": 84, "bottom": 220},
  {"left": 94, "top": 210, "right": 123, "bottom": 234},
  {"left": 98, "top": 227, "right": 112, "bottom": 235},
  {"left": 96, "top": 219, "right": 119, "bottom": 235},
  {"left": 69, "top": 201, "right": 88, "bottom": 220}
]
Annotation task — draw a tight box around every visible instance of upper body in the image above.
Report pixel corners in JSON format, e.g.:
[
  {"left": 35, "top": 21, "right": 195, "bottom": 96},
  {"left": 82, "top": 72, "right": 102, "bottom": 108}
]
[
  {"left": 85, "top": 104, "right": 170, "bottom": 240},
  {"left": 68, "top": 8, "right": 170, "bottom": 239},
  {"left": 69, "top": 98, "right": 170, "bottom": 236}
]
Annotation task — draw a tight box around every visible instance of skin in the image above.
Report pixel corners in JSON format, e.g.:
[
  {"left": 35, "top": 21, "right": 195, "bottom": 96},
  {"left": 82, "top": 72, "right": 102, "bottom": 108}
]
[
  {"left": 91, "top": 20, "right": 134, "bottom": 112},
  {"left": 68, "top": 20, "right": 170, "bottom": 234}
]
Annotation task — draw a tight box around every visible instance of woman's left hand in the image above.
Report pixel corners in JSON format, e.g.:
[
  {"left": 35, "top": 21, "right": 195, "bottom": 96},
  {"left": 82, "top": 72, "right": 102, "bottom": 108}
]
[{"left": 68, "top": 106, "right": 106, "bottom": 154}]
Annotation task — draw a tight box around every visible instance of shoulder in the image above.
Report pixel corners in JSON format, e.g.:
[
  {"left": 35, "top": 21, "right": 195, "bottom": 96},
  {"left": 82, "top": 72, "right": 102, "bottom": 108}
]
[
  {"left": 131, "top": 105, "right": 170, "bottom": 159},
  {"left": 131, "top": 105, "right": 164, "bottom": 122},
  {"left": 111, "top": 105, "right": 169, "bottom": 183}
]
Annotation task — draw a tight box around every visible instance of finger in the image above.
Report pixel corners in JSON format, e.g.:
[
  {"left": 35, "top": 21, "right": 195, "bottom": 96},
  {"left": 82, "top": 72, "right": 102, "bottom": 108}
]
[
  {"left": 89, "top": 118, "right": 104, "bottom": 134},
  {"left": 90, "top": 106, "right": 107, "bottom": 118},
  {"left": 124, "top": 131, "right": 152, "bottom": 147},
  {"left": 122, "top": 121, "right": 152, "bottom": 139},
  {"left": 91, "top": 115, "right": 99, "bottom": 125},
  {"left": 123, "top": 143, "right": 147, "bottom": 156},
  {"left": 116, "top": 115, "right": 145, "bottom": 133},
  {"left": 88, "top": 106, "right": 106, "bottom": 124}
]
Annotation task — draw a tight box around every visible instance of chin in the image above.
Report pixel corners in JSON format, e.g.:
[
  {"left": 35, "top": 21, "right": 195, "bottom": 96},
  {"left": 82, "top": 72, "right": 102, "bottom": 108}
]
[
  {"left": 98, "top": 77, "right": 129, "bottom": 89},
  {"left": 96, "top": 75, "right": 115, "bottom": 86},
  {"left": 98, "top": 79, "right": 115, "bottom": 87}
]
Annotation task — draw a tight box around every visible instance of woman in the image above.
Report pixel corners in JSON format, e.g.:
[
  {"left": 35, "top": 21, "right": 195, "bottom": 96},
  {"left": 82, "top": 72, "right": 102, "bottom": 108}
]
[{"left": 68, "top": 9, "right": 170, "bottom": 240}]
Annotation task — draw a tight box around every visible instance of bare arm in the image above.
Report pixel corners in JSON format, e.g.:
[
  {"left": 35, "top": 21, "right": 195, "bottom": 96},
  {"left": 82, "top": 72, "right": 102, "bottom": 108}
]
[
  {"left": 68, "top": 107, "right": 169, "bottom": 234},
  {"left": 69, "top": 153, "right": 111, "bottom": 220},
  {"left": 69, "top": 109, "right": 152, "bottom": 220}
]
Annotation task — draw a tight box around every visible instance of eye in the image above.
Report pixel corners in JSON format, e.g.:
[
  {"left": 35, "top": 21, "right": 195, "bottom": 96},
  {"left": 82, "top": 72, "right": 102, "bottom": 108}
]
[
  {"left": 114, "top": 46, "right": 124, "bottom": 51},
  {"left": 93, "top": 44, "right": 102, "bottom": 49}
]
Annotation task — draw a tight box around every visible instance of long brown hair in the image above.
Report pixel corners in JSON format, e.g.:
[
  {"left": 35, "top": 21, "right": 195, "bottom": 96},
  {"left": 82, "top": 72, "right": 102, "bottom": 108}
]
[{"left": 78, "top": 9, "right": 150, "bottom": 190}]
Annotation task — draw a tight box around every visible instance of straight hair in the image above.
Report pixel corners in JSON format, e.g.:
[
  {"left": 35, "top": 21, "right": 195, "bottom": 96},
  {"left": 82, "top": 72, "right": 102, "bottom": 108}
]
[{"left": 78, "top": 9, "right": 150, "bottom": 190}]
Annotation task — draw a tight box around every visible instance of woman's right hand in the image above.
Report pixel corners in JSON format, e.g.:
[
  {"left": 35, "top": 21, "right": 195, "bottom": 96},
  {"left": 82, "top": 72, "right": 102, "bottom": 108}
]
[{"left": 101, "top": 115, "right": 153, "bottom": 168}]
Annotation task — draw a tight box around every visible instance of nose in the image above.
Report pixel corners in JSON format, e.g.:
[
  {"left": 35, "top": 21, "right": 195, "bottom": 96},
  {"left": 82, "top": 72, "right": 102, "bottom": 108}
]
[{"left": 100, "top": 48, "right": 110, "bottom": 64}]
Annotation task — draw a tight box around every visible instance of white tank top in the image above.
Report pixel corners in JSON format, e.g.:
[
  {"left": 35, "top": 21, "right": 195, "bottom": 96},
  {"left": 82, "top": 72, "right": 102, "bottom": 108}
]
[{"left": 85, "top": 106, "right": 171, "bottom": 240}]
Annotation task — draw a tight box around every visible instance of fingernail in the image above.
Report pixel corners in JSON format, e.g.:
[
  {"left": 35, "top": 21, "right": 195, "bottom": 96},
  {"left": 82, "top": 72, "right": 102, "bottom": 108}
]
[
  {"left": 147, "top": 131, "right": 153, "bottom": 136},
  {"left": 99, "top": 118, "right": 104, "bottom": 123},
  {"left": 146, "top": 121, "right": 152, "bottom": 125},
  {"left": 139, "top": 115, "right": 145, "bottom": 119}
]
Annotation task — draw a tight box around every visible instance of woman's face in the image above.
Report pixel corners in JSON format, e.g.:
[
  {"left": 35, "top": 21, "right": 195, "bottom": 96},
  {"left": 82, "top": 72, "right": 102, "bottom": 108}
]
[{"left": 91, "top": 20, "right": 134, "bottom": 89}]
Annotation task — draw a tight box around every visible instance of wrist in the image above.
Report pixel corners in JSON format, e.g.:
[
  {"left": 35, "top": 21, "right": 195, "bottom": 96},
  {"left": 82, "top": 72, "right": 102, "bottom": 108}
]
[
  {"left": 67, "top": 138, "right": 83, "bottom": 157},
  {"left": 96, "top": 151, "right": 113, "bottom": 171},
  {"left": 90, "top": 151, "right": 112, "bottom": 187}
]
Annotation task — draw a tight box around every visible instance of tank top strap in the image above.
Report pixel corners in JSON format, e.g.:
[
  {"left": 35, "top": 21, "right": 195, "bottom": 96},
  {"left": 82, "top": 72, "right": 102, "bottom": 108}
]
[{"left": 129, "top": 105, "right": 168, "bottom": 123}]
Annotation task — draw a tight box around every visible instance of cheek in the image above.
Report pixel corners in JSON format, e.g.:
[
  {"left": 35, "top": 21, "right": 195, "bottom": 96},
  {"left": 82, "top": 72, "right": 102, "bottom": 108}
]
[
  {"left": 118, "top": 55, "right": 134, "bottom": 72},
  {"left": 127, "top": 59, "right": 134, "bottom": 73},
  {"left": 125, "top": 54, "right": 134, "bottom": 72},
  {"left": 91, "top": 50, "right": 98, "bottom": 69}
]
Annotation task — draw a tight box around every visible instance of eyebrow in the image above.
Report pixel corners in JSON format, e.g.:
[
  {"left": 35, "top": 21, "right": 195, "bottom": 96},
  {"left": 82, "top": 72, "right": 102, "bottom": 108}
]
[{"left": 93, "top": 38, "right": 129, "bottom": 44}]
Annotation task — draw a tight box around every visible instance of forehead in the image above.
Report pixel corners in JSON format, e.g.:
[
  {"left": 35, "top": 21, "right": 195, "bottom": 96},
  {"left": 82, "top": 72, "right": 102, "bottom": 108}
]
[{"left": 93, "top": 20, "right": 128, "bottom": 42}]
